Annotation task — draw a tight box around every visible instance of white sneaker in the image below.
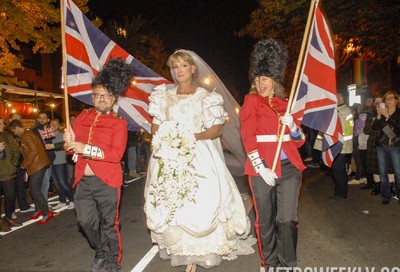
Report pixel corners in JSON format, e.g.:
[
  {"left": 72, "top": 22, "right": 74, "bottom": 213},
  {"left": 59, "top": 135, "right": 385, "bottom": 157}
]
[
  {"left": 20, "top": 206, "right": 35, "bottom": 213},
  {"left": 348, "top": 179, "right": 363, "bottom": 185},
  {"left": 52, "top": 202, "right": 67, "bottom": 210},
  {"left": 67, "top": 202, "right": 75, "bottom": 210},
  {"left": 360, "top": 177, "right": 367, "bottom": 184},
  {"left": 12, "top": 212, "right": 17, "bottom": 219}
]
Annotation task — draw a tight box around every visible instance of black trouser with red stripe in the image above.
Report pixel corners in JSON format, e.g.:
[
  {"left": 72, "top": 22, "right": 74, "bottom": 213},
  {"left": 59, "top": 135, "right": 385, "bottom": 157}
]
[
  {"left": 75, "top": 176, "right": 122, "bottom": 269},
  {"left": 249, "top": 159, "right": 302, "bottom": 268}
]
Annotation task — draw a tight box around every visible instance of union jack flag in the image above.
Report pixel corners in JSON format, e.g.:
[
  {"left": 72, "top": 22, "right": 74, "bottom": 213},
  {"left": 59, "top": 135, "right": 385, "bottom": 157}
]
[
  {"left": 63, "top": 0, "right": 172, "bottom": 132},
  {"left": 290, "top": 5, "right": 343, "bottom": 167},
  {"left": 39, "top": 128, "right": 56, "bottom": 140}
]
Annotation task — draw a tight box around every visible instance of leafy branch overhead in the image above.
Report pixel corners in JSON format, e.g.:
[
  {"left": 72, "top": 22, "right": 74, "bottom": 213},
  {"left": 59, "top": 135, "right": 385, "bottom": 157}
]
[
  {"left": 0, "top": 0, "right": 89, "bottom": 85},
  {"left": 240, "top": 0, "right": 400, "bottom": 91}
]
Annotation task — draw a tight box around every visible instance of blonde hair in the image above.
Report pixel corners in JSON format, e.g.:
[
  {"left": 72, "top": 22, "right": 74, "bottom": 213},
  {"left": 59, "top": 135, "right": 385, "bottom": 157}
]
[
  {"left": 383, "top": 91, "right": 398, "bottom": 102},
  {"left": 248, "top": 82, "right": 258, "bottom": 94},
  {"left": 167, "top": 50, "right": 199, "bottom": 82}
]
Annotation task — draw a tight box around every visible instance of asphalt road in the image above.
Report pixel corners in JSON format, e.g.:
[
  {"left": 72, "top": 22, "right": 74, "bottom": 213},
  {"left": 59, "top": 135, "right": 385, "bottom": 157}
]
[{"left": 0, "top": 167, "right": 399, "bottom": 272}]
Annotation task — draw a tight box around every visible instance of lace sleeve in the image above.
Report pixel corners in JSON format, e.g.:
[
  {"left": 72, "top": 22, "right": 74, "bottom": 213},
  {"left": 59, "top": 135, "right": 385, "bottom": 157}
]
[{"left": 202, "top": 90, "right": 227, "bottom": 129}]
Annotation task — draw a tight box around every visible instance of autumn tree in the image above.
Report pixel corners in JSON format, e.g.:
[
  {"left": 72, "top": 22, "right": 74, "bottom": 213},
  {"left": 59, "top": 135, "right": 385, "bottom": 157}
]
[
  {"left": 0, "top": 0, "right": 89, "bottom": 86},
  {"left": 240, "top": 0, "right": 400, "bottom": 92}
]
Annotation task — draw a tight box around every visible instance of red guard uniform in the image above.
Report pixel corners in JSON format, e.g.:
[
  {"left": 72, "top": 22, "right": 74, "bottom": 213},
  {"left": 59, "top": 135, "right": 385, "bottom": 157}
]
[
  {"left": 73, "top": 108, "right": 128, "bottom": 269},
  {"left": 73, "top": 108, "right": 128, "bottom": 187},
  {"left": 240, "top": 94, "right": 305, "bottom": 176},
  {"left": 240, "top": 94, "right": 306, "bottom": 268}
]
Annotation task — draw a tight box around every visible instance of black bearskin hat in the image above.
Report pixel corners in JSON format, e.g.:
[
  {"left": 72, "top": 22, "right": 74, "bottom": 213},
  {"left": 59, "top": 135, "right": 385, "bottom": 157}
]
[
  {"left": 92, "top": 58, "right": 135, "bottom": 96},
  {"left": 249, "top": 39, "right": 288, "bottom": 84}
]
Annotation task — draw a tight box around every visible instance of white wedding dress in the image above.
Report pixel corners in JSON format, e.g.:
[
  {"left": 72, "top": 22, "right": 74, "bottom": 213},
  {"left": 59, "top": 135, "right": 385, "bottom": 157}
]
[{"left": 144, "top": 86, "right": 255, "bottom": 268}]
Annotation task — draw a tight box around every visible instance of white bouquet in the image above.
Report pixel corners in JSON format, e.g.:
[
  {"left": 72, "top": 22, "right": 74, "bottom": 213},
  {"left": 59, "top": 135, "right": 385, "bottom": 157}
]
[{"left": 150, "top": 121, "right": 200, "bottom": 224}]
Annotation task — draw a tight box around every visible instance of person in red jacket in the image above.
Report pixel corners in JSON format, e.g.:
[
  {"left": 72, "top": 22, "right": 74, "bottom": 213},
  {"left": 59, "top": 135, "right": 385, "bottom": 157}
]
[
  {"left": 240, "top": 40, "right": 306, "bottom": 270},
  {"left": 64, "top": 58, "right": 135, "bottom": 272}
]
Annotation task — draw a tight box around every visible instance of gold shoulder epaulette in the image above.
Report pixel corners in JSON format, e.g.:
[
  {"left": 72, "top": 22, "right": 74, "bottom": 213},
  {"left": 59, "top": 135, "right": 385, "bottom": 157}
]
[
  {"left": 113, "top": 112, "right": 124, "bottom": 119},
  {"left": 82, "top": 108, "right": 91, "bottom": 114}
]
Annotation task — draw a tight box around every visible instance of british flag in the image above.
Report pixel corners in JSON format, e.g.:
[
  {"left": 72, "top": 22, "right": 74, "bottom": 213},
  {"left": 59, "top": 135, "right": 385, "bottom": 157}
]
[
  {"left": 290, "top": 5, "right": 343, "bottom": 167},
  {"left": 39, "top": 128, "right": 56, "bottom": 140},
  {"left": 64, "top": 0, "right": 172, "bottom": 132}
]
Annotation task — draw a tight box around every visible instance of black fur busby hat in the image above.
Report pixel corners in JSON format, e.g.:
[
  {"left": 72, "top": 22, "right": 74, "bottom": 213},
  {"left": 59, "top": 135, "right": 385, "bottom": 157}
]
[
  {"left": 249, "top": 39, "right": 288, "bottom": 84},
  {"left": 92, "top": 58, "right": 135, "bottom": 96}
]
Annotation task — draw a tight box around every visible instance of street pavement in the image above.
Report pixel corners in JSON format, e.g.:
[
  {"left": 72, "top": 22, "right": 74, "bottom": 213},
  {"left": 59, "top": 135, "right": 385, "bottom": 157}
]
[{"left": 0, "top": 167, "right": 399, "bottom": 271}]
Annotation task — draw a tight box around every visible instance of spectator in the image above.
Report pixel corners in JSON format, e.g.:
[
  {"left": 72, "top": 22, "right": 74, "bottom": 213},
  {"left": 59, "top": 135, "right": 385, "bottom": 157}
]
[
  {"left": 356, "top": 102, "right": 372, "bottom": 189},
  {"left": 330, "top": 92, "right": 354, "bottom": 200},
  {"left": 348, "top": 103, "right": 365, "bottom": 185},
  {"left": 9, "top": 120, "right": 54, "bottom": 224},
  {"left": 7, "top": 112, "right": 34, "bottom": 213},
  {"left": 32, "top": 112, "right": 55, "bottom": 201},
  {"left": 46, "top": 119, "right": 74, "bottom": 210},
  {"left": 0, "top": 118, "right": 22, "bottom": 229},
  {"left": 363, "top": 96, "right": 384, "bottom": 194},
  {"left": 372, "top": 91, "right": 400, "bottom": 204}
]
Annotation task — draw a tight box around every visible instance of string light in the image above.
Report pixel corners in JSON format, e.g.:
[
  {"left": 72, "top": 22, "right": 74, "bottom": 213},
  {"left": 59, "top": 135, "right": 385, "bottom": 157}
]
[{"left": 117, "top": 27, "right": 127, "bottom": 38}]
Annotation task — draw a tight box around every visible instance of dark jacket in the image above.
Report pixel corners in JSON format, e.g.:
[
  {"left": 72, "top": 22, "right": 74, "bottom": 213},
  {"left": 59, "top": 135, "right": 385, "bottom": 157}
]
[
  {"left": 32, "top": 125, "right": 56, "bottom": 162},
  {"left": 372, "top": 108, "right": 400, "bottom": 147},
  {"left": 20, "top": 130, "right": 51, "bottom": 175},
  {"left": 0, "top": 131, "right": 21, "bottom": 181}
]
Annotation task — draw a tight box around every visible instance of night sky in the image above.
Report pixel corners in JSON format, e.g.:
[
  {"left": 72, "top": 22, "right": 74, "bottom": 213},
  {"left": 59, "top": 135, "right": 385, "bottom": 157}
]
[{"left": 88, "top": 0, "right": 258, "bottom": 103}]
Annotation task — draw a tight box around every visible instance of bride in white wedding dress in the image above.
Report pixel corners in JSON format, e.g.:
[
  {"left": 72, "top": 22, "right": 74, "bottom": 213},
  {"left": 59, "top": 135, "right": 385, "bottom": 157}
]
[{"left": 144, "top": 50, "right": 255, "bottom": 272}]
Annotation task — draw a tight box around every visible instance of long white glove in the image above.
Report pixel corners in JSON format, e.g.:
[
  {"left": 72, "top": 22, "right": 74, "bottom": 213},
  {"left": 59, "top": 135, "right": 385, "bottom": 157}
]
[
  {"left": 248, "top": 150, "right": 277, "bottom": 186},
  {"left": 280, "top": 113, "right": 298, "bottom": 132}
]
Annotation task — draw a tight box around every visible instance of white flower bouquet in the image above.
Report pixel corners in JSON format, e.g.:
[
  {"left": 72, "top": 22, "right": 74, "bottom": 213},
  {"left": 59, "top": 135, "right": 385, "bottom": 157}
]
[{"left": 150, "top": 120, "right": 201, "bottom": 224}]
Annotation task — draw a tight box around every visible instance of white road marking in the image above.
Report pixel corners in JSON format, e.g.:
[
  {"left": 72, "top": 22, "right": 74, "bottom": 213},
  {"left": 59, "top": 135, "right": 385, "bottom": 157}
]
[
  {"left": 0, "top": 195, "right": 64, "bottom": 235},
  {"left": 127, "top": 174, "right": 158, "bottom": 272},
  {"left": 123, "top": 173, "right": 146, "bottom": 186},
  {"left": 130, "top": 245, "right": 159, "bottom": 272}
]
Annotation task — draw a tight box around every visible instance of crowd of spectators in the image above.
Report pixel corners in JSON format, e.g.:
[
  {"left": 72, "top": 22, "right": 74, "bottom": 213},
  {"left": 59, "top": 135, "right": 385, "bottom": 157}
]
[{"left": 301, "top": 90, "right": 400, "bottom": 204}]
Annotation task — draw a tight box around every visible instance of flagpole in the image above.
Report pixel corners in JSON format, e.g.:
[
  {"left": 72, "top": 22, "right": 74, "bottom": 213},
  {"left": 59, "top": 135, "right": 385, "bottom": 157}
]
[
  {"left": 60, "top": 0, "right": 71, "bottom": 129},
  {"left": 272, "top": 0, "right": 318, "bottom": 172}
]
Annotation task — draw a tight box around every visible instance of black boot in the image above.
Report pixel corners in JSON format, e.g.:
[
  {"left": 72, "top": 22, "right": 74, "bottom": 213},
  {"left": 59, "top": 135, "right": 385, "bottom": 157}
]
[
  {"left": 362, "top": 174, "right": 374, "bottom": 190},
  {"left": 371, "top": 182, "right": 380, "bottom": 196}
]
